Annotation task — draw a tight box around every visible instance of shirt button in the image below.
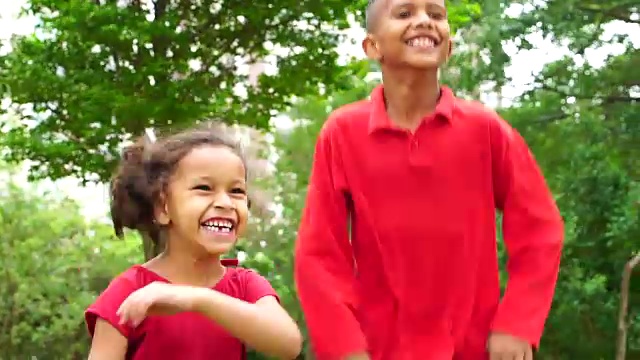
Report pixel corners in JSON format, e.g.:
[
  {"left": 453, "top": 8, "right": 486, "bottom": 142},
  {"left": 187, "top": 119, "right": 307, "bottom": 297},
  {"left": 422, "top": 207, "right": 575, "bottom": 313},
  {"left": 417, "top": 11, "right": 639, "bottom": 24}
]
[{"left": 412, "top": 140, "right": 419, "bottom": 148}]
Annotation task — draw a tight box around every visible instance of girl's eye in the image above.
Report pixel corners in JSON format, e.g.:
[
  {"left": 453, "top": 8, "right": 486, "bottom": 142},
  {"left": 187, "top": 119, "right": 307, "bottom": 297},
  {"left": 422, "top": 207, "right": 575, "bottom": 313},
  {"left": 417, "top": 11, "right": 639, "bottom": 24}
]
[
  {"left": 399, "top": 10, "right": 411, "bottom": 18},
  {"left": 193, "top": 185, "right": 211, "bottom": 191},
  {"left": 231, "top": 188, "right": 246, "bottom": 195}
]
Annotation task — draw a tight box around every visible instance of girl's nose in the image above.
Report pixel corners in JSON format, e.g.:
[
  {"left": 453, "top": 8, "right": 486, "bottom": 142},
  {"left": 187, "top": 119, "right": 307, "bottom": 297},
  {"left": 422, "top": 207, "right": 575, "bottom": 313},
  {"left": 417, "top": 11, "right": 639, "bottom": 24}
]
[{"left": 213, "top": 192, "right": 234, "bottom": 209}]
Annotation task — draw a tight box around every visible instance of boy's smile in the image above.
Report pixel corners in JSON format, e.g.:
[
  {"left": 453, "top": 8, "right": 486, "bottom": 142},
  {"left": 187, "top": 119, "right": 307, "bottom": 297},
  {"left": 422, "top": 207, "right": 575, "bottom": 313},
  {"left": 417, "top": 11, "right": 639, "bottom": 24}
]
[{"left": 405, "top": 31, "right": 442, "bottom": 51}]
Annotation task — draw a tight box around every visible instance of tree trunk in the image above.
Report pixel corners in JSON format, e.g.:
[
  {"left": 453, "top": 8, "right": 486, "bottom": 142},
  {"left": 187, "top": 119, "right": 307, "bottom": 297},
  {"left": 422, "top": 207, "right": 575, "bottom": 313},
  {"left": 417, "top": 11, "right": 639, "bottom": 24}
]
[{"left": 616, "top": 252, "right": 640, "bottom": 360}]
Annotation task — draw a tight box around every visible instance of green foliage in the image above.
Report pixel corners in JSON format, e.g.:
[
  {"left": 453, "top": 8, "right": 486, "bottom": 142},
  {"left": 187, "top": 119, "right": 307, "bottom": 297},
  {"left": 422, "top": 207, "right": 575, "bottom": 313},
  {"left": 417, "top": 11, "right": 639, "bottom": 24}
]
[
  {"left": 1, "top": 0, "right": 638, "bottom": 358},
  {"left": 242, "top": 75, "right": 376, "bottom": 358},
  {"left": 0, "top": 169, "right": 143, "bottom": 359},
  {"left": 0, "top": 0, "right": 359, "bottom": 182},
  {"left": 490, "top": 1, "right": 640, "bottom": 356}
]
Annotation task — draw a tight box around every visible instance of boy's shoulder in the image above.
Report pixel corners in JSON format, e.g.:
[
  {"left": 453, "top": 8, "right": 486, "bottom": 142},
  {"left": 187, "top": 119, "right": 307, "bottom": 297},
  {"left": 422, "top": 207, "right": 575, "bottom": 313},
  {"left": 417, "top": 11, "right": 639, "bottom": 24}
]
[
  {"left": 451, "top": 95, "right": 505, "bottom": 125},
  {"left": 324, "top": 98, "right": 373, "bottom": 131},
  {"left": 323, "top": 86, "right": 508, "bottom": 130}
]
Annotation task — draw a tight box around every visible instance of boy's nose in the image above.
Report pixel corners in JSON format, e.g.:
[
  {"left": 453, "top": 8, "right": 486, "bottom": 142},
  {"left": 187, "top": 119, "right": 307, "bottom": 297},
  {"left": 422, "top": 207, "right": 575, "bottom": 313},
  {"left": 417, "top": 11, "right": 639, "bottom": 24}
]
[{"left": 414, "top": 12, "right": 435, "bottom": 28}]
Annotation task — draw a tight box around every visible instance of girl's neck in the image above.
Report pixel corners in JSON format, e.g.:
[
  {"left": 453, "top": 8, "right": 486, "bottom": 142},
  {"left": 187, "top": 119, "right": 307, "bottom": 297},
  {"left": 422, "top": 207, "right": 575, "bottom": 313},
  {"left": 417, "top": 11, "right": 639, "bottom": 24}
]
[
  {"left": 380, "top": 67, "right": 441, "bottom": 131},
  {"left": 148, "top": 246, "right": 226, "bottom": 288}
]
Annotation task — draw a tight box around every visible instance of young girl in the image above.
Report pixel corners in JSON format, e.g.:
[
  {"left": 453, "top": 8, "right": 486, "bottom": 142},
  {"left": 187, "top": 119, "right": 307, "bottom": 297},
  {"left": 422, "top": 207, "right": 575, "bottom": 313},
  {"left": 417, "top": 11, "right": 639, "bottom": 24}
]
[{"left": 85, "top": 125, "right": 302, "bottom": 359}]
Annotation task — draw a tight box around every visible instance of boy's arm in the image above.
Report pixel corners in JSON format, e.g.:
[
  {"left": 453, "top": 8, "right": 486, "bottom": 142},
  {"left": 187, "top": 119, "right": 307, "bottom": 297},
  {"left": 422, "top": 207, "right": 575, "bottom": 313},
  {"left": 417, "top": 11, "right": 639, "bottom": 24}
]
[
  {"left": 489, "top": 114, "right": 564, "bottom": 347},
  {"left": 294, "top": 120, "right": 367, "bottom": 359}
]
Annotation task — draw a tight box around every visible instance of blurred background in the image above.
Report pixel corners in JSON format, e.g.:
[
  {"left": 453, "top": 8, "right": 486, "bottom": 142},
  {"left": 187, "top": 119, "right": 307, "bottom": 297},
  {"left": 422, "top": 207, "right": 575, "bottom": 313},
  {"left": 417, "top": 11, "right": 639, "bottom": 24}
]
[{"left": 0, "top": 0, "right": 638, "bottom": 359}]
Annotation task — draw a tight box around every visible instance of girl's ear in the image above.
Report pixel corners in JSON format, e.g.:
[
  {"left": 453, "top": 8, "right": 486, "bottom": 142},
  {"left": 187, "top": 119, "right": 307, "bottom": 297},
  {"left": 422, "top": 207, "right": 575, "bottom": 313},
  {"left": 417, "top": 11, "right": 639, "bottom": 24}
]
[{"left": 154, "top": 193, "right": 170, "bottom": 225}]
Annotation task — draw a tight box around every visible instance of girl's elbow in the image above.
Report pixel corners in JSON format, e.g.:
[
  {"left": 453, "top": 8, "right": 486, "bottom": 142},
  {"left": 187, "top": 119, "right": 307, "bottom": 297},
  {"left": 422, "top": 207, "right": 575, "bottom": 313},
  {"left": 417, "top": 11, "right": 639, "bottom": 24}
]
[
  {"left": 291, "top": 329, "right": 304, "bottom": 357},
  {"left": 276, "top": 326, "right": 303, "bottom": 359}
]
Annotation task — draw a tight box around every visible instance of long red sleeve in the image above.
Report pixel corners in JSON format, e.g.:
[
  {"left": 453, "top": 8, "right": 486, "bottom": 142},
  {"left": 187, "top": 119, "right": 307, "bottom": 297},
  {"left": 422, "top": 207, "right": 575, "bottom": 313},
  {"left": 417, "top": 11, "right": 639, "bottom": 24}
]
[
  {"left": 489, "top": 115, "right": 564, "bottom": 347},
  {"left": 294, "top": 120, "right": 367, "bottom": 359}
]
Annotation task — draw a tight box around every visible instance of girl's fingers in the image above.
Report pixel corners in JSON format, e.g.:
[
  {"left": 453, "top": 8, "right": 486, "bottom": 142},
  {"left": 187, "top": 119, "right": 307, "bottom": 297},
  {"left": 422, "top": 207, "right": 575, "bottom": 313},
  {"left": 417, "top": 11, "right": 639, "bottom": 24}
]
[
  {"left": 525, "top": 347, "right": 533, "bottom": 360},
  {"left": 129, "top": 295, "right": 150, "bottom": 326},
  {"left": 117, "top": 290, "right": 150, "bottom": 326}
]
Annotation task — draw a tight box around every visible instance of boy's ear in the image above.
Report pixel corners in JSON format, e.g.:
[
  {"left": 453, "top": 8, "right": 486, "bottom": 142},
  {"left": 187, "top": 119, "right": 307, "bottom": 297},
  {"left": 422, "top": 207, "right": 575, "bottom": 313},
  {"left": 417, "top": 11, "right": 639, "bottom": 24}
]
[{"left": 362, "top": 36, "right": 382, "bottom": 61}]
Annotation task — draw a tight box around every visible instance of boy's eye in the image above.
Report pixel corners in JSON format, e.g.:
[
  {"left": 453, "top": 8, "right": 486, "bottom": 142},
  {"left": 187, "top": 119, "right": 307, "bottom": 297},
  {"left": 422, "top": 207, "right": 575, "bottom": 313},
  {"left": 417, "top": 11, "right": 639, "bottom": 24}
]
[{"left": 193, "top": 184, "right": 211, "bottom": 191}]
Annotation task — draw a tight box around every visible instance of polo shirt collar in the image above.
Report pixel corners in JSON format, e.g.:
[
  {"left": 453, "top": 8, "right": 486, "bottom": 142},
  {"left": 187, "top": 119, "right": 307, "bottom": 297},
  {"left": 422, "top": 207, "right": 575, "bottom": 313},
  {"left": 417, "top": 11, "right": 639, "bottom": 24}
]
[{"left": 368, "top": 84, "right": 455, "bottom": 134}]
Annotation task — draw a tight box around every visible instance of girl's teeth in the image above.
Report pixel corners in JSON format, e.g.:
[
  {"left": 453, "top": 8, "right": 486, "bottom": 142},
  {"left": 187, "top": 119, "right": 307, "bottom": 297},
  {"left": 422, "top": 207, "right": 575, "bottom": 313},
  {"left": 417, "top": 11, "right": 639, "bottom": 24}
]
[
  {"left": 201, "top": 219, "right": 234, "bottom": 233},
  {"left": 202, "top": 224, "right": 232, "bottom": 233}
]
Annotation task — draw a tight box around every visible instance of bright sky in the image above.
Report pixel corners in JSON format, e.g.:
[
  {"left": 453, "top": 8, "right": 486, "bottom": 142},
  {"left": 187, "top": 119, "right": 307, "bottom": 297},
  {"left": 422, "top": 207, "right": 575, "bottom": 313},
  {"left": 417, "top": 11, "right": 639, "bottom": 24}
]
[{"left": 1, "top": 1, "right": 637, "bottom": 220}]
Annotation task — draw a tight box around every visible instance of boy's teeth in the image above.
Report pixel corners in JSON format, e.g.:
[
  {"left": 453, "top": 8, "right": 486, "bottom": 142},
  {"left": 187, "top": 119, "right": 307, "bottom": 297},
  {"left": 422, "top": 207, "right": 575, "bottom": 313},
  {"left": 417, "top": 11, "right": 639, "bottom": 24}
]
[{"left": 408, "top": 37, "right": 434, "bottom": 47}]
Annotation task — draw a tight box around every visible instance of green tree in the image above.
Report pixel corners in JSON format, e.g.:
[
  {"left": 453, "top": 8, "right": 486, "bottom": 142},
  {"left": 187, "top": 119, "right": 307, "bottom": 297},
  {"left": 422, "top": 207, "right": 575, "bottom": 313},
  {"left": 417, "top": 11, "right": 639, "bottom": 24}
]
[
  {"left": 0, "top": 0, "right": 363, "bottom": 182},
  {"left": 241, "top": 74, "right": 374, "bottom": 358},
  {"left": 481, "top": 0, "right": 640, "bottom": 357},
  {"left": 0, "top": 166, "right": 143, "bottom": 359},
  {"left": 0, "top": 0, "right": 483, "bottom": 183}
]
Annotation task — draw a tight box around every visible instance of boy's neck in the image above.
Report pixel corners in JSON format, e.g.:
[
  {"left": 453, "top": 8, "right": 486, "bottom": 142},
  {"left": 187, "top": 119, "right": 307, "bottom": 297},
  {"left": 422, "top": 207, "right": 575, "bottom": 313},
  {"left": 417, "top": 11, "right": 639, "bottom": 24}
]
[{"left": 381, "top": 67, "right": 441, "bottom": 131}]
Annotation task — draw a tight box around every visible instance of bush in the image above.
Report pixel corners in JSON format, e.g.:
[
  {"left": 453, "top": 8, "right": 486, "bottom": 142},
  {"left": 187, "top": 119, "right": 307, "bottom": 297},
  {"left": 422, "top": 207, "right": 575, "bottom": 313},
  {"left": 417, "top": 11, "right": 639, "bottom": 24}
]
[{"left": 0, "top": 174, "right": 142, "bottom": 359}]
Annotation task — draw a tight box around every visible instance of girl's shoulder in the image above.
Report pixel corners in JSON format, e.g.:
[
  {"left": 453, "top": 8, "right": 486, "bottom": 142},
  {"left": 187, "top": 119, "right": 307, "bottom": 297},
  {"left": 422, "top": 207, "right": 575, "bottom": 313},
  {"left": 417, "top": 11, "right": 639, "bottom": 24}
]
[
  {"left": 218, "top": 265, "right": 280, "bottom": 304},
  {"left": 84, "top": 265, "right": 152, "bottom": 338}
]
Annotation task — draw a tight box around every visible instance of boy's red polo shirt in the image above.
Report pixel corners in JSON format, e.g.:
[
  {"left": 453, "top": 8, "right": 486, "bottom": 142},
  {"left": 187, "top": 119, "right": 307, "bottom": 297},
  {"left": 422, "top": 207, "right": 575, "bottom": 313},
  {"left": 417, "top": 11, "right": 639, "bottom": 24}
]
[{"left": 294, "top": 85, "right": 564, "bottom": 359}]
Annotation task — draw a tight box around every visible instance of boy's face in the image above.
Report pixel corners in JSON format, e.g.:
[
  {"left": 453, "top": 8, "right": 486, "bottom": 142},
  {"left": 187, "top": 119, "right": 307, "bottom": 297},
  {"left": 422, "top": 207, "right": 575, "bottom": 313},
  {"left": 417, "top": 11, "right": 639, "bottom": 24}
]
[{"left": 363, "top": 0, "right": 452, "bottom": 70}]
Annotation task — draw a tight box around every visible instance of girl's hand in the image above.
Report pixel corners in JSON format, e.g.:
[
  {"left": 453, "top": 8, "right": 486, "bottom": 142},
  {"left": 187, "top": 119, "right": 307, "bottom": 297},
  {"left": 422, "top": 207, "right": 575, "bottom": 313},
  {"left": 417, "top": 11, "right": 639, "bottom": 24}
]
[
  {"left": 487, "top": 332, "right": 533, "bottom": 360},
  {"left": 117, "top": 281, "right": 200, "bottom": 327},
  {"left": 345, "top": 354, "right": 370, "bottom": 360}
]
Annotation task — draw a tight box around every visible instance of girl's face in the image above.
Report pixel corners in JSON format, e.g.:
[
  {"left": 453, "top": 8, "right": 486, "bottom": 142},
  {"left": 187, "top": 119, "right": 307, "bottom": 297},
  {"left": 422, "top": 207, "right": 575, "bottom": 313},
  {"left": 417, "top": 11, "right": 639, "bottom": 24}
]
[{"left": 156, "top": 145, "right": 249, "bottom": 256}]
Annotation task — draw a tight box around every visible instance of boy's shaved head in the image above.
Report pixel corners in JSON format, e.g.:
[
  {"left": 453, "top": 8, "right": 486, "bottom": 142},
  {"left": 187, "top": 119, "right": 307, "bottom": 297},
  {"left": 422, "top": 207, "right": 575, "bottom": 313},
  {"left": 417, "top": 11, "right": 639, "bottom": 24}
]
[
  {"left": 366, "top": 0, "right": 449, "bottom": 32},
  {"left": 365, "top": 0, "right": 383, "bottom": 32}
]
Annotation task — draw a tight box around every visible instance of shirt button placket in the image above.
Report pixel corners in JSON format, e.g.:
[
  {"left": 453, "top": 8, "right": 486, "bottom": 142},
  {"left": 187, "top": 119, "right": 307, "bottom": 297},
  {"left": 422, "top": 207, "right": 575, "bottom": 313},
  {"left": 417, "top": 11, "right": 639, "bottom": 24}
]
[{"left": 408, "top": 134, "right": 431, "bottom": 167}]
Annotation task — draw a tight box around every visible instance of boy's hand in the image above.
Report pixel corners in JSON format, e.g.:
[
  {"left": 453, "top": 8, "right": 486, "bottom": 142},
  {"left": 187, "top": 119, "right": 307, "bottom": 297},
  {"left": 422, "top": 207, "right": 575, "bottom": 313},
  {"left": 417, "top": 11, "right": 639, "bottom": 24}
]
[{"left": 487, "top": 332, "right": 533, "bottom": 360}]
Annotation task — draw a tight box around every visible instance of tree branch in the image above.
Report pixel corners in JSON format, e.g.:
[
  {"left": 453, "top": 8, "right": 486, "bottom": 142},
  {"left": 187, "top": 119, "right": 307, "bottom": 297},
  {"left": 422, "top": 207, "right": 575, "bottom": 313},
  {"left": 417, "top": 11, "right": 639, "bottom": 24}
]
[
  {"left": 578, "top": 3, "right": 640, "bottom": 25},
  {"left": 539, "top": 83, "right": 638, "bottom": 104},
  {"left": 616, "top": 252, "right": 640, "bottom": 360}
]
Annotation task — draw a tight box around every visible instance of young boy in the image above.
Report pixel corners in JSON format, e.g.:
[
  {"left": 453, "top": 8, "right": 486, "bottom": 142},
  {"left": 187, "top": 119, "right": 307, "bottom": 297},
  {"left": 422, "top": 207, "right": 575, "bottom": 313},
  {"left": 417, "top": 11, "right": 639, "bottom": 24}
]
[{"left": 294, "top": 0, "right": 564, "bottom": 359}]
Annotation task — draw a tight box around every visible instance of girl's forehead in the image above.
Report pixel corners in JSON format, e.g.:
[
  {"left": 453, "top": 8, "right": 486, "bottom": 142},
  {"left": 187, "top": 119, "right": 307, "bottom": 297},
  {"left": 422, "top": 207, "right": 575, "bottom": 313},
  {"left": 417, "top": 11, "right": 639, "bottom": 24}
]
[{"left": 174, "top": 146, "right": 245, "bottom": 179}]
